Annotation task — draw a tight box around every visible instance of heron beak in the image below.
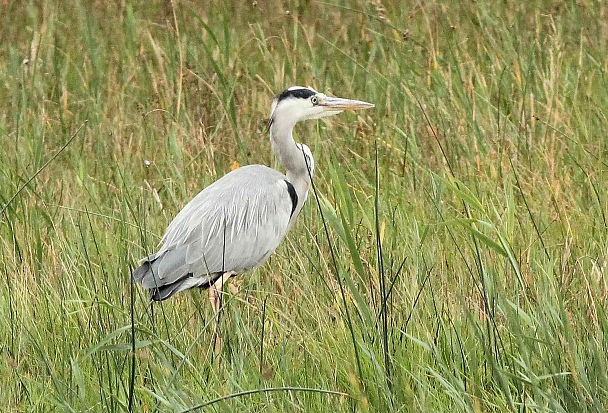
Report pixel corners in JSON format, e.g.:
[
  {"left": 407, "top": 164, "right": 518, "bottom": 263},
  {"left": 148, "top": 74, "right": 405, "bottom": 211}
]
[{"left": 319, "top": 96, "right": 375, "bottom": 112}]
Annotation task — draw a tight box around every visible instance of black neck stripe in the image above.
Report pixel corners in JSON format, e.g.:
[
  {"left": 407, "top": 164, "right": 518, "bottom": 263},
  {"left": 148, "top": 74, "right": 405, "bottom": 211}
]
[{"left": 284, "top": 180, "right": 298, "bottom": 218}]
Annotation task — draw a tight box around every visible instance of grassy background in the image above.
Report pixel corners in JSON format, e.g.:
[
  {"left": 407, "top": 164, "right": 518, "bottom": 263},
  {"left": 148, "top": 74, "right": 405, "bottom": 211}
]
[{"left": 1, "top": 0, "right": 608, "bottom": 411}]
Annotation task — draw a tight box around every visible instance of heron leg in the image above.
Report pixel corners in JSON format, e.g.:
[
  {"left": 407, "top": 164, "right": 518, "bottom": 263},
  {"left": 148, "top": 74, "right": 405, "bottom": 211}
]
[
  {"left": 228, "top": 281, "right": 240, "bottom": 296},
  {"left": 208, "top": 271, "right": 235, "bottom": 315},
  {"left": 209, "top": 272, "right": 235, "bottom": 356}
]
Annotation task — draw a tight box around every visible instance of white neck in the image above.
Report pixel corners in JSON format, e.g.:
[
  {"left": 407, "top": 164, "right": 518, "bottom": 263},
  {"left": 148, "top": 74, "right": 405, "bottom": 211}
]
[
  {"left": 269, "top": 117, "right": 312, "bottom": 181},
  {"left": 269, "top": 116, "right": 313, "bottom": 226}
]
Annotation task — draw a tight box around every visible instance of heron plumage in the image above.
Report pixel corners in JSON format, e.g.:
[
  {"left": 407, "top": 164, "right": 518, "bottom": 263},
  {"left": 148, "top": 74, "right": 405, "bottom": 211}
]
[
  {"left": 133, "top": 86, "right": 373, "bottom": 305},
  {"left": 133, "top": 165, "right": 300, "bottom": 300}
]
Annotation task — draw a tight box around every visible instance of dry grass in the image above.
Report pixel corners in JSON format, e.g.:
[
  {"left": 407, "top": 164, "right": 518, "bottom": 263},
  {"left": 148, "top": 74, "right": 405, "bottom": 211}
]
[{"left": 1, "top": 1, "right": 607, "bottom": 411}]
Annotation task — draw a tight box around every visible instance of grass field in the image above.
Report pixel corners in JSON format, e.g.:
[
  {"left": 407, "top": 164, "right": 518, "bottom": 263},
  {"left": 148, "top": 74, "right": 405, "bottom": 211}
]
[{"left": 1, "top": 0, "right": 608, "bottom": 411}]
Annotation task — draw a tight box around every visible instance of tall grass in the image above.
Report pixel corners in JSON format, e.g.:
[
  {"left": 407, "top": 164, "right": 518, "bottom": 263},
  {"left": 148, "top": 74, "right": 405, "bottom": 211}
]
[{"left": 1, "top": 0, "right": 607, "bottom": 411}]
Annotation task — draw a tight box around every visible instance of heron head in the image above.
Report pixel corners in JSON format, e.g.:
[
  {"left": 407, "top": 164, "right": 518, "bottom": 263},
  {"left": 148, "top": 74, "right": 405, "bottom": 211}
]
[{"left": 269, "top": 86, "right": 374, "bottom": 126}]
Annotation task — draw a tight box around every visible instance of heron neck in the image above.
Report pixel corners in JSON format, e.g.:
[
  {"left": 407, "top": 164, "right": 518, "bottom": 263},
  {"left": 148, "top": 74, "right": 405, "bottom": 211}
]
[
  {"left": 286, "top": 173, "right": 309, "bottom": 228},
  {"left": 269, "top": 117, "right": 307, "bottom": 178},
  {"left": 269, "top": 117, "right": 311, "bottom": 228}
]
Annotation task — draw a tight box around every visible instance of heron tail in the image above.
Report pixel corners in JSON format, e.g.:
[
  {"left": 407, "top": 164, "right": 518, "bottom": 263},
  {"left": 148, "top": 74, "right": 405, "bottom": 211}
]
[
  {"left": 148, "top": 273, "right": 194, "bottom": 301},
  {"left": 132, "top": 257, "right": 221, "bottom": 301}
]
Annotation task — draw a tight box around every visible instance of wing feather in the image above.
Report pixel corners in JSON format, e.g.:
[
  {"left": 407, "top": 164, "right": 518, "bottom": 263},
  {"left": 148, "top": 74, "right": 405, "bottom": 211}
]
[{"left": 134, "top": 165, "right": 296, "bottom": 299}]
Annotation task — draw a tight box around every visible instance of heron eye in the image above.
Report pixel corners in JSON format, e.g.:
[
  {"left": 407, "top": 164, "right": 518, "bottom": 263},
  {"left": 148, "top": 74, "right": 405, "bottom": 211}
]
[{"left": 311, "top": 96, "right": 318, "bottom": 105}]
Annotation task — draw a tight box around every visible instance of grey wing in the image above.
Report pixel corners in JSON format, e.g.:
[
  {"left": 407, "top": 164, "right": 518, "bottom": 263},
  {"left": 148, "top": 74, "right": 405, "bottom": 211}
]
[{"left": 133, "top": 165, "right": 296, "bottom": 299}]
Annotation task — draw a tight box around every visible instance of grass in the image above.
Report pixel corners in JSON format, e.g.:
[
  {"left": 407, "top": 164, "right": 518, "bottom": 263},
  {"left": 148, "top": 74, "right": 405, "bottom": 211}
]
[{"left": 1, "top": 0, "right": 607, "bottom": 411}]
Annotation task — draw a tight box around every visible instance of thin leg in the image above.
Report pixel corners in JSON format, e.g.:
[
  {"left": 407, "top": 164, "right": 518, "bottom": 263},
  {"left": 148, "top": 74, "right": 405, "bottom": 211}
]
[
  {"left": 228, "top": 281, "right": 239, "bottom": 296},
  {"left": 208, "top": 271, "right": 235, "bottom": 315},
  {"left": 208, "top": 271, "right": 235, "bottom": 356}
]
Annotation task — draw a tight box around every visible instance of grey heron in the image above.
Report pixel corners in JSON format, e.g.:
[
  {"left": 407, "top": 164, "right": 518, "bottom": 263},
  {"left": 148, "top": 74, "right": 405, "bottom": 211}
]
[{"left": 133, "top": 86, "right": 374, "bottom": 312}]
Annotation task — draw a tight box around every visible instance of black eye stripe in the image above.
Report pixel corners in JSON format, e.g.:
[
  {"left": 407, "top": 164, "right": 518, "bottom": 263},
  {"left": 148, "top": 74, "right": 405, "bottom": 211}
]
[{"left": 276, "top": 88, "right": 316, "bottom": 102}]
